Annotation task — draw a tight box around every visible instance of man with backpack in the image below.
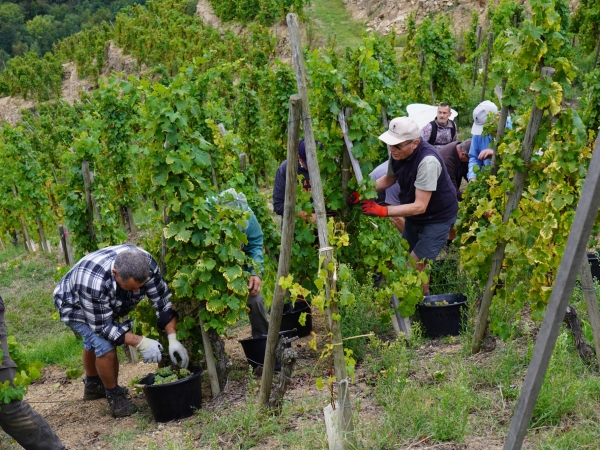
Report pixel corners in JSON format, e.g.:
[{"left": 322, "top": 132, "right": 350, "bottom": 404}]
[{"left": 420, "top": 102, "right": 457, "bottom": 149}]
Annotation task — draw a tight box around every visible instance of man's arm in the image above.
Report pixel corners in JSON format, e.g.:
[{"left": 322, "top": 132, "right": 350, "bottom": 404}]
[
  {"left": 243, "top": 212, "right": 264, "bottom": 296},
  {"left": 386, "top": 188, "right": 433, "bottom": 217},
  {"left": 272, "top": 162, "right": 287, "bottom": 216},
  {"left": 376, "top": 174, "right": 397, "bottom": 192}
]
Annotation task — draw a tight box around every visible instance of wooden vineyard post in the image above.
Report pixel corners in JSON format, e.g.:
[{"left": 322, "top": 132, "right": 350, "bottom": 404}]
[
  {"left": 338, "top": 112, "right": 411, "bottom": 337},
  {"left": 126, "top": 207, "right": 136, "bottom": 234},
  {"left": 81, "top": 161, "right": 96, "bottom": 244},
  {"left": 59, "top": 225, "right": 75, "bottom": 266},
  {"left": 490, "top": 78, "right": 509, "bottom": 177},
  {"left": 472, "top": 67, "right": 555, "bottom": 354},
  {"left": 239, "top": 153, "right": 247, "bottom": 172},
  {"left": 578, "top": 254, "right": 600, "bottom": 368},
  {"left": 259, "top": 94, "right": 301, "bottom": 407},
  {"left": 287, "top": 13, "right": 355, "bottom": 447},
  {"left": 199, "top": 314, "right": 221, "bottom": 398},
  {"left": 472, "top": 25, "right": 483, "bottom": 86},
  {"left": 593, "top": 34, "right": 600, "bottom": 70},
  {"left": 36, "top": 216, "right": 50, "bottom": 254},
  {"left": 12, "top": 186, "right": 32, "bottom": 252},
  {"left": 0, "top": 238, "right": 4, "bottom": 252},
  {"left": 503, "top": 133, "right": 600, "bottom": 450},
  {"left": 481, "top": 32, "right": 494, "bottom": 102}
]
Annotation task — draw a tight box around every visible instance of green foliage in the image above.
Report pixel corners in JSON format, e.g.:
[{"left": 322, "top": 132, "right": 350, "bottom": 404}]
[
  {"left": 0, "top": 0, "right": 145, "bottom": 61},
  {"left": 581, "top": 68, "right": 600, "bottom": 136},
  {"left": 571, "top": 0, "right": 600, "bottom": 53},
  {"left": 339, "top": 275, "right": 392, "bottom": 360},
  {"left": 0, "top": 51, "right": 63, "bottom": 101},
  {"left": 488, "top": 0, "right": 525, "bottom": 36},
  {"left": 209, "top": 0, "right": 310, "bottom": 25},
  {"left": 0, "top": 337, "right": 44, "bottom": 406},
  {"left": 398, "top": 13, "right": 466, "bottom": 112}
]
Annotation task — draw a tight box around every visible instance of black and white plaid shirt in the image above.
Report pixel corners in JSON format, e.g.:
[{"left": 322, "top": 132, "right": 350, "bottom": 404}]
[{"left": 53, "top": 245, "right": 175, "bottom": 346}]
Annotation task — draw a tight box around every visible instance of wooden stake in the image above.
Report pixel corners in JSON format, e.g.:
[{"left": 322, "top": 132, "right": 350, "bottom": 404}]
[
  {"left": 259, "top": 94, "right": 301, "bottom": 406},
  {"left": 81, "top": 162, "right": 96, "bottom": 244},
  {"left": 36, "top": 216, "right": 50, "bottom": 254},
  {"left": 481, "top": 32, "right": 494, "bottom": 102},
  {"left": 59, "top": 225, "right": 75, "bottom": 266},
  {"left": 199, "top": 314, "right": 221, "bottom": 398},
  {"left": 0, "top": 238, "right": 5, "bottom": 251},
  {"left": 504, "top": 132, "right": 600, "bottom": 450},
  {"left": 287, "top": 13, "right": 354, "bottom": 445},
  {"left": 472, "top": 25, "right": 483, "bottom": 87},
  {"left": 490, "top": 78, "right": 509, "bottom": 177},
  {"left": 126, "top": 206, "right": 136, "bottom": 233},
  {"left": 594, "top": 34, "right": 600, "bottom": 70},
  {"left": 473, "top": 68, "right": 554, "bottom": 354},
  {"left": 579, "top": 254, "right": 600, "bottom": 368}
]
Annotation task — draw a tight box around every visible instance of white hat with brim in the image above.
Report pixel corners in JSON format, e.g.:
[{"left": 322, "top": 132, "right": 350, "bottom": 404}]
[
  {"left": 471, "top": 100, "right": 499, "bottom": 135},
  {"left": 379, "top": 117, "right": 422, "bottom": 146}
]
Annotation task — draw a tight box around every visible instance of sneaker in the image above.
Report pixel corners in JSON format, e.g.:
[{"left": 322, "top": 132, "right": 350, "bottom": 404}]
[
  {"left": 83, "top": 380, "right": 106, "bottom": 401},
  {"left": 107, "top": 390, "right": 137, "bottom": 417}
]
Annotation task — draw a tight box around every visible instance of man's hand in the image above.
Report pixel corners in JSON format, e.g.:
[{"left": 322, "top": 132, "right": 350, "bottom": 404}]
[
  {"left": 167, "top": 333, "right": 189, "bottom": 368},
  {"left": 297, "top": 210, "right": 316, "bottom": 223},
  {"left": 361, "top": 200, "right": 388, "bottom": 217},
  {"left": 478, "top": 149, "right": 494, "bottom": 160},
  {"left": 346, "top": 191, "right": 361, "bottom": 207},
  {"left": 136, "top": 337, "right": 163, "bottom": 364},
  {"left": 248, "top": 275, "right": 262, "bottom": 296}
]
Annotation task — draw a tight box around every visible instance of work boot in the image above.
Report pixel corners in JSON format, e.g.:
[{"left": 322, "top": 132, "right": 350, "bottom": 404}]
[
  {"left": 83, "top": 379, "right": 106, "bottom": 401},
  {"left": 106, "top": 390, "right": 137, "bottom": 417},
  {"left": 84, "top": 380, "right": 128, "bottom": 401}
]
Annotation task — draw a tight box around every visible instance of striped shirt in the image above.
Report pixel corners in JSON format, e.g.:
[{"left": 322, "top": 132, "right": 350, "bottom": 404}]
[{"left": 53, "top": 245, "right": 175, "bottom": 346}]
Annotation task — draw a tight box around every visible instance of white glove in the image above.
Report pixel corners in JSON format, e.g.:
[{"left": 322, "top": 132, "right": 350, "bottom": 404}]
[
  {"left": 136, "top": 337, "right": 163, "bottom": 364},
  {"left": 168, "top": 333, "right": 189, "bottom": 369}
]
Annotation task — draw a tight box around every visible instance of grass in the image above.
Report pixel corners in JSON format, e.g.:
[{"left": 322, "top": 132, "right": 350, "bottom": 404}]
[
  {"left": 306, "top": 0, "right": 366, "bottom": 50},
  {"left": 4, "top": 247, "right": 600, "bottom": 449}
]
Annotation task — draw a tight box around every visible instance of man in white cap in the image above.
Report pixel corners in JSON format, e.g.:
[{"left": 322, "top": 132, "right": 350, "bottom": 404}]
[
  {"left": 467, "top": 100, "right": 499, "bottom": 181},
  {"left": 360, "top": 117, "right": 458, "bottom": 295}
]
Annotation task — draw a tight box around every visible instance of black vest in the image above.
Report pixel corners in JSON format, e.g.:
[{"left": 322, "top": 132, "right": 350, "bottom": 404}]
[
  {"left": 428, "top": 119, "right": 456, "bottom": 146},
  {"left": 390, "top": 141, "right": 458, "bottom": 225}
]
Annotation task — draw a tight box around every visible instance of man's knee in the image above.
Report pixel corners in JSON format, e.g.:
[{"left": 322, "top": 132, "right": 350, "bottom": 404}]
[{"left": 0, "top": 400, "right": 66, "bottom": 450}]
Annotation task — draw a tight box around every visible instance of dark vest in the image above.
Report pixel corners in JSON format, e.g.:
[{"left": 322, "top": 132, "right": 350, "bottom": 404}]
[
  {"left": 390, "top": 141, "right": 458, "bottom": 225},
  {"left": 428, "top": 119, "right": 456, "bottom": 146}
]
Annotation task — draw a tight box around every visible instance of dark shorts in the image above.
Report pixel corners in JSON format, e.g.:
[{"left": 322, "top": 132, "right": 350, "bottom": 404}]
[{"left": 402, "top": 216, "right": 456, "bottom": 261}]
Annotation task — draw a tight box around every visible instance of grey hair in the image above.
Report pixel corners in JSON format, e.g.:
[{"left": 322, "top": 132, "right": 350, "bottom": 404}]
[{"left": 114, "top": 249, "right": 150, "bottom": 283}]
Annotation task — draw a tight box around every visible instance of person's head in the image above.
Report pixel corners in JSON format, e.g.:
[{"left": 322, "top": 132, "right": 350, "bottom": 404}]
[
  {"left": 471, "top": 100, "right": 499, "bottom": 135},
  {"left": 112, "top": 249, "right": 149, "bottom": 292},
  {"left": 297, "top": 139, "right": 323, "bottom": 168},
  {"left": 457, "top": 139, "right": 471, "bottom": 163},
  {"left": 378, "top": 117, "right": 421, "bottom": 161},
  {"left": 436, "top": 102, "right": 451, "bottom": 126}
]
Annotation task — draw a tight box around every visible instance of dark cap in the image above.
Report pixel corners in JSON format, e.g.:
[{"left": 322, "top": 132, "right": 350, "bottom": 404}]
[{"left": 298, "top": 139, "right": 323, "bottom": 164}]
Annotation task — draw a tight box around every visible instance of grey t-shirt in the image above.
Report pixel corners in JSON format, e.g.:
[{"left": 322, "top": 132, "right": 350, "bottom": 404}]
[{"left": 386, "top": 155, "right": 441, "bottom": 192}]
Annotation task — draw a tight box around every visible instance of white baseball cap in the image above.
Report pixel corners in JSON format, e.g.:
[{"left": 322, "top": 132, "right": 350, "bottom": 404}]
[
  {"left": 471, "top": 100, "right": 499, "bottom": 135},
  {"left": 378, "top": 117, "right": 421, "bottom": 146}
]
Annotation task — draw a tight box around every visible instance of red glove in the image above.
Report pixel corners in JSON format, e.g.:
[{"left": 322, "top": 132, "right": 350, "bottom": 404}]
[
  {"left": 346, "top": 191, "right": 361, "bottom": 207},
  {"left": 361, "top": 200, "right": 388, "bottom": 217}
]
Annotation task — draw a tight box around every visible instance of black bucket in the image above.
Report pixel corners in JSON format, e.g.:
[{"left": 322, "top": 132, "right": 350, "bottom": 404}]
[
  {"left": 239, "top": 330, "right": 293, "bottom": 369},
  {"left": 588, "top": 253, "right": 600, "bottom": 281},
  {"left": 138, "top": 366, "right": 202, "bottom": 422},
  {"left": 279, "top": 299, "right": 312, "bottom": 337},
  {"left": 417, "top": 294, "right": 467, "bottom": 338}
]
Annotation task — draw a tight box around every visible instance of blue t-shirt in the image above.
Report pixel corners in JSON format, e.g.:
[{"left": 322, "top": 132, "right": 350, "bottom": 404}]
[{"left": 467, "top": 134, "right": 494, "bottom": 180}]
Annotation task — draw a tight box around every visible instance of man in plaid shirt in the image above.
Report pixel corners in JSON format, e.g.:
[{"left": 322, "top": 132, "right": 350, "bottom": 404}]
[{"left": 54, "top": 244, "right": 189, "bottom": 417}]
